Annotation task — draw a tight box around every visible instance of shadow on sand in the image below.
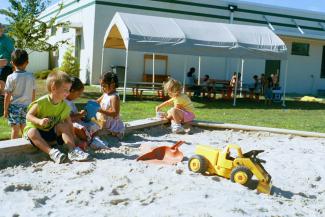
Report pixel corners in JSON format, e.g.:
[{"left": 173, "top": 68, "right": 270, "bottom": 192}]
[{"left": 271, "top": 186, "right": 317, "bottom": 199}]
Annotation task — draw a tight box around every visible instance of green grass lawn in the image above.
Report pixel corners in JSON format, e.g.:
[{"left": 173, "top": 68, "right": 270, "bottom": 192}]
[{"left": 0, "top": 79, "right": 325, "bottom": 140}]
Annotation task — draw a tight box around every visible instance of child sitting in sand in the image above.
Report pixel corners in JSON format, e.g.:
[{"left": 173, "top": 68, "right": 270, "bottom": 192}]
[
  {"left": 96, "top": 72, "right": 125, "bottom": 138},
  {"left": 65, "top": 77, "right": 101, "bottom": 146},
  {"left": 24, "top": 71, "right": 89, "bottom": 163},
  {"left": 156, "top": 78, "right": 195, "bottom": 134}
]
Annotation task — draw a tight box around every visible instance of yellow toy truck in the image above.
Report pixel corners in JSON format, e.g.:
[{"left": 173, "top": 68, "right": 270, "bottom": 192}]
[{"left": 188, "top": 144, "right": 272, "bottom": 194}]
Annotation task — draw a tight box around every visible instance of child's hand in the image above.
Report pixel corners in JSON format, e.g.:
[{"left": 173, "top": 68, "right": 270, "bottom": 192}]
[
  {"left": 155, "top": 106, "right": 161, "bottom": 112},
  {"left": 79, "top": 110, "right": 86, "bottom": 118},
  {"left": 39, "top": 118, "right": 50, "bottom": 127},
  {"left": 0, "top": 80, "right": 5, "bottom": 92}
]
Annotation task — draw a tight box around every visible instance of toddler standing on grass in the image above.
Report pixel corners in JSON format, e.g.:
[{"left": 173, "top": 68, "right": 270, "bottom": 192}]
[
  {"left": 3, "top": 49, "right": 35, "bottom": 139},
  {"left": 96, "top": 72, "right": 125, "bottom": 138},
  {"left": 156, "top": 78, "right": 195, "bottom": 133},
  {"left": 24, "top": 71, "right": 89, "bottom": 163}
]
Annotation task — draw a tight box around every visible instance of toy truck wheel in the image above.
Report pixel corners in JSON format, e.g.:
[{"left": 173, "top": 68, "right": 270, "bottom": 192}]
[
  {"left": 230, "top": 166, "right": 253, "bottom": 187},
  {"left": 188, "top": 155, "right": 207, "bottom": 174}
]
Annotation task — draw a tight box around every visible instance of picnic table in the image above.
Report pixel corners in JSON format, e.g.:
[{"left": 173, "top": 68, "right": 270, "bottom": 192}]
[
  {"left": 185, "top": 80, "right": 230, "bottom": 98},
  {"left": 185, "top": 80, "right": 254, "bottom": 100},
  {"left": 127, "top": 81, "right": 165, "bottom": 99}
]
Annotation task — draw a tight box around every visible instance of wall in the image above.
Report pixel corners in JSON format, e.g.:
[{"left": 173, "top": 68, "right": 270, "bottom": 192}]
[
  {"left": 27, "top": 51, "right": 49, "bottom": 73},
  {"left": 41, "top": 0, "right": 96, "bottom": 84},
  {"left": 281, "top": 37, "right": 325, "bottom": 94}
]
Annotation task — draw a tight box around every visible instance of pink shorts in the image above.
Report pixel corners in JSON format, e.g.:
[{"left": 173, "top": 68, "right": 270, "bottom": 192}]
[{"left": 182, "top": 110, "right": 195, "bottom": 123}]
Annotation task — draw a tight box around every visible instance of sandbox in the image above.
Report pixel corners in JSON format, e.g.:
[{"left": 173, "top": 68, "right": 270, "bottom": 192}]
[{"left": 0, "top": 121, "right": 325, "bottom": 217}]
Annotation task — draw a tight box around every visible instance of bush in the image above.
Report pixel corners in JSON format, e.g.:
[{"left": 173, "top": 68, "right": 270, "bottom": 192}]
[
  {"left": 60, "top": 49, "right": 80, "bottom": 77},
  {"left": 34, "top": 69, "right": 52, "bottom": 79}
]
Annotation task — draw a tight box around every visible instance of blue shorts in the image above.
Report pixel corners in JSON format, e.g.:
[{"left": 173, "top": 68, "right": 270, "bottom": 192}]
[{"left": 8, "top": 104, "right": 28, "bottom": 126}]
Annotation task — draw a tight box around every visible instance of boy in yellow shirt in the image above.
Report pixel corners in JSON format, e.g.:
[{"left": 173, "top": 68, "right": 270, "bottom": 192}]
[{"left": 24, "top": 71, "right": 89, "bottom": 163}]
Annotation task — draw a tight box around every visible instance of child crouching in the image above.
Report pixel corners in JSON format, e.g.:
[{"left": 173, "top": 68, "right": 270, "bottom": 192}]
[
  {"left": 23, "top": 71, "right": 89, "bottom": 163},
  {"left": 156, "top": 78, "right": 195, "bottom": 133}
]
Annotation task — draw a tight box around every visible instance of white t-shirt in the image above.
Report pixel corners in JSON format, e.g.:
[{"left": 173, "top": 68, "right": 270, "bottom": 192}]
[
  {"left": 65, "top": 99, "right": 78, "bottom": 114},
  {"left": 4, "top": 70, "right": 35, "bottom": 105}
]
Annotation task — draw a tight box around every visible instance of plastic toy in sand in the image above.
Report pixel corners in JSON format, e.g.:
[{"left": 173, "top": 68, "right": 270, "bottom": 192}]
[
  {"left": 84, "top": 100, "right": 100, "bottom": 122},
  {"left": 188, "top": 144, "right": 272, "bottom": 194},
  {"left": 156, "top": 111, "right": 166, "bottom": 120},
  {"left": 137, "top": 141, "right": 184, "bottom": 165}
]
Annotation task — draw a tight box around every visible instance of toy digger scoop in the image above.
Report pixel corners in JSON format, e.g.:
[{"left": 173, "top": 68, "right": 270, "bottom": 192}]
[{"left": 136, "top": 141, "right": 184, "bottom": 165}]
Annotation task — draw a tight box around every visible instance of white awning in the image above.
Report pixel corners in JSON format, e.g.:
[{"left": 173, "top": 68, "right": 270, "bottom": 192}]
[{"left": 103, "top": 12, "right": 287, "bottom": 60}]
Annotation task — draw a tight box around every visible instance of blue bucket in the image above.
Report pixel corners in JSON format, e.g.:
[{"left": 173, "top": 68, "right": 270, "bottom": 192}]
[{"left": 84, "top": 100, "right": 100, "bottom": 122}]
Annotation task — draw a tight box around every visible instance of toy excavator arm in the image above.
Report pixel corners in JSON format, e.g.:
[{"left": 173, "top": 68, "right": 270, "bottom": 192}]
[
  {"left": 243, "top": 150, "right": 266, "bottom": 163},
  {"left": 225, "top": 144, "right": 243, "bottom": 158}
]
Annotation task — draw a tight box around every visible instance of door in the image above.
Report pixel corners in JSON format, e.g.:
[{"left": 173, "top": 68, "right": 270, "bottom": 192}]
[
  {"left": 75, "top": 35, "right": 82, "bottom": 64},
  {"left": 265, "top": 60, "right": 281, "bottom": 79}
]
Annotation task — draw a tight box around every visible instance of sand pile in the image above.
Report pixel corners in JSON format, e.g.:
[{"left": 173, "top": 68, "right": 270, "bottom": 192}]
[{"left": 1, "top": 126, "right": 324, "bottom": 217}]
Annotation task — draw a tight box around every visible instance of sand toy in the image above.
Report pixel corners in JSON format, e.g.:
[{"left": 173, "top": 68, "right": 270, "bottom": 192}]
[
  {"left": 188, "top": 144, "right": 272, "bottom": 194},
  {"left": 136, "top": 141, "right": 184, "bottom": 164},
  {"left": 84, "top": 100, "right": 100, "bottom": 122}
]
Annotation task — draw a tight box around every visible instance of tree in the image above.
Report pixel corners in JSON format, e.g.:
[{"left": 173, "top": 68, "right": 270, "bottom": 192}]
[
  {"left": 0, "top": 0, "right": 69, "bottom": 52},
  {"left": 60, "top": 48, "right": 80, "bottom": 76}
]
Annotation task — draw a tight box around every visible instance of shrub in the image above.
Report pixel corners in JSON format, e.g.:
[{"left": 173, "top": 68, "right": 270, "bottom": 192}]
[
  {"left": 34, "top": 69, "right": 52, "bottom": 79},
  {"left": 60, "top": 49, "right": 80, "bottom": 77}
]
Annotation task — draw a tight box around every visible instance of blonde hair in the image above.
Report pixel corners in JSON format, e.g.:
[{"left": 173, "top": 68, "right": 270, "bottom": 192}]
[
  {"left": 46, "top": 71, "right": 72, "bottom": 92},
  {"left": 164, "top": 78, "right": 182, "bottom": 95}
]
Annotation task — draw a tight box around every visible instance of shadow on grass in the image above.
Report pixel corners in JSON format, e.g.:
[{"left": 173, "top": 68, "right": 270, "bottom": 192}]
[
  {"left": 191, "top": 97, "right": 325, "bottom": 111},
  {"left": 80, "top": 91, "right": 325, "bottom": 111}
]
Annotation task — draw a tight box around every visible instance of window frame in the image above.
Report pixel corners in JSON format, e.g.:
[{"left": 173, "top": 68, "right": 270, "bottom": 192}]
[
  {"left": 62, "top": 26, "right": 69, "bottom": 33},
  {"left": 321, "top": 46, "right": 325, "bottom": 78},
  {"left": 291, "top": 42, "right": 310, "bottom": 56},
  {"left": 51, "top": 26, "right": 57, "bottom": 36}
]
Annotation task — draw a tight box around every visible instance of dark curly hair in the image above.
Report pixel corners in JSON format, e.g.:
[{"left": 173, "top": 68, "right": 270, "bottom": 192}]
[
  {"left": 70, "top": 76, "right": 84, "bottom": 92},
  {"left": 101, "top": 71, "right": 119, "bottom": 88}
]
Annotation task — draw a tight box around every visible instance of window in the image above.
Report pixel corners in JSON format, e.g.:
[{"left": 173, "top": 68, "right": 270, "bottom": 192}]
[
  {"left": 321, "top": 46, "right": 325, "bottom": 78},
  {"left": 62, "top": 26, "right": 69, "bottom": 33},
  {"left": 291, "top": 42, "right": 309, "bottom": 56},
  {"left": 51, "top": 26, "right": 57, "bottom": 36},
  {"left": 143, "top": 54, "right": 169, "bottom": 82}
]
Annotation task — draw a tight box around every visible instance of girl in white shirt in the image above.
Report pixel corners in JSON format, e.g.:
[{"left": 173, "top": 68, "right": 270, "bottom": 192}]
[{"left": 96, "top": 72, "right": 125, "bottom": 138}]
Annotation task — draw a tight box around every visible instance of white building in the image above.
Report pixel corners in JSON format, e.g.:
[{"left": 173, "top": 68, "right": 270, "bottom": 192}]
[{"left": 38, "top": 0, "right": 325, "bottom": 95}]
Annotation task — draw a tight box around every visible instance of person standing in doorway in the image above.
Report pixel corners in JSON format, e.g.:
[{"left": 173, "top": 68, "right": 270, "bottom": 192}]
[
  {"left": 0, "top": 23, "right": 15, "bottom": 116},
  {"left": 186, "top": 67, "right": 200, "bottom": 97}
]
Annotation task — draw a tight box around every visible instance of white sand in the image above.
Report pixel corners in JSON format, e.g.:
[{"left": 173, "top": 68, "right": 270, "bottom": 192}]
[{"left": 0, "top": 126, "right": 325, "bottom": 217}]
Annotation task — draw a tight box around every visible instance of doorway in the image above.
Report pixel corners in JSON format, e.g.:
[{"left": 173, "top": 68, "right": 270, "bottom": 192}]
[
  {"left": 75, "top": 35, "right": 82, "bottom": 64},
  {"left": 265, "top": 60, "right": 281, "bottom": 79}
]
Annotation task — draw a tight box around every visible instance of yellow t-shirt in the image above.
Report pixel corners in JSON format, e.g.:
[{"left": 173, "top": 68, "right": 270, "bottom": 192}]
[
  {"left": 173, "top": 93, "right": 194, "bottom": 113},
  {"left": 24, "top": 95, "right": 71, "bottom": 134}
]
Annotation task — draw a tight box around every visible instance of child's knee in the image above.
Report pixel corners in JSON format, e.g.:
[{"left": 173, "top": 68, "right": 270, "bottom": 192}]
[
  {"left": 27, "top": 128, "right": 39, "bottom": 139},
  {"left": 168, "top": 108, "right": 176, "bottom": 115},
  {"left": 56, "top": 121, "right": 72, "bottom": 132}
]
